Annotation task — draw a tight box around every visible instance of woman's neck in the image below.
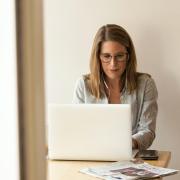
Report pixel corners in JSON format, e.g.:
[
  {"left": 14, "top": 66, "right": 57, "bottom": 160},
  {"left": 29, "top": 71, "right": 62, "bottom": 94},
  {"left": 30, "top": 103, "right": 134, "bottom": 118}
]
[
  {"left": 105, "top": 78, "right": 121, "bottom": 91},
  {"left": 104, "top": 78, "right": 121, "bottom": 104}
]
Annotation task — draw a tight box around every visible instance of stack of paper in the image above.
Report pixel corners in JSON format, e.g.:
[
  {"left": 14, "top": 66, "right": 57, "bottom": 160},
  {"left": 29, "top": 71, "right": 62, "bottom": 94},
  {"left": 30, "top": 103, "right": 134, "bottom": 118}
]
[{"left": 80, "top": 160, "right": 178, "bottom": 179}]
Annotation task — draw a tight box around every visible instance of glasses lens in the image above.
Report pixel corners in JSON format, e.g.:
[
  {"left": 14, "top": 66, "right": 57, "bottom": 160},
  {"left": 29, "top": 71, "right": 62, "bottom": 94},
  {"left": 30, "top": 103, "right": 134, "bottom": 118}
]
[
  {"left": 115, "top": 53, "right": 127, "bottom": 61},
  {"left": 100, "top": 54, "right": 111, "bottom": 62}
]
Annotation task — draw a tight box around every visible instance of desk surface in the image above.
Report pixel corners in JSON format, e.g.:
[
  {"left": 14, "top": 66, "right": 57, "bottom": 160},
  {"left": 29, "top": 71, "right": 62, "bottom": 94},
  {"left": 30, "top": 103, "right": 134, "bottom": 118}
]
[{"left": 47, "top": 151, "right": 171, "bottom": 180}]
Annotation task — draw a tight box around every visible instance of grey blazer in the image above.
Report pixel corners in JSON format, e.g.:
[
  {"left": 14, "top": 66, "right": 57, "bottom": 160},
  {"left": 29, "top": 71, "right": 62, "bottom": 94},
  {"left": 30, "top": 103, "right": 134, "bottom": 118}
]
[{"left": 72, "top": 74, "right": 158, "bottom": 150}]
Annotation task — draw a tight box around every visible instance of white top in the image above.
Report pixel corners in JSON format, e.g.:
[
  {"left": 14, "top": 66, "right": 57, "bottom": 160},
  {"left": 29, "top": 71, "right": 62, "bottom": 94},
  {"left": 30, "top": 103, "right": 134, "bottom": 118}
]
[{"left": 72, "top": 73, "right": 158, "bottom": 150}]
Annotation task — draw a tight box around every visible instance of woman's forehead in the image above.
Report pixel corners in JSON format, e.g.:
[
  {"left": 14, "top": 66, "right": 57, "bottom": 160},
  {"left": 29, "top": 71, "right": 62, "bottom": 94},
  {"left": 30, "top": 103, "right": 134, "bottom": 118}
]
[{"left": 100, "top": 41, "right": 126, "bottom": 53}]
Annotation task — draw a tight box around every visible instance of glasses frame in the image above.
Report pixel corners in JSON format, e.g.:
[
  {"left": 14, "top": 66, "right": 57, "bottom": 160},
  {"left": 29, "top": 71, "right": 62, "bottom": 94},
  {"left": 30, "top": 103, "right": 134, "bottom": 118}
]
[{"left": 100, "top": 52, "right": 129, "bottom": 63}]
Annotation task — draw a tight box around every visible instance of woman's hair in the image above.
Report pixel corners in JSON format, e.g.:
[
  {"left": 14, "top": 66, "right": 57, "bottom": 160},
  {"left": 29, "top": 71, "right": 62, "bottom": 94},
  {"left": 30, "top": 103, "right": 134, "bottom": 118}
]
[{"left": 85, "top": 24, "right": 137, "bottom": 99}]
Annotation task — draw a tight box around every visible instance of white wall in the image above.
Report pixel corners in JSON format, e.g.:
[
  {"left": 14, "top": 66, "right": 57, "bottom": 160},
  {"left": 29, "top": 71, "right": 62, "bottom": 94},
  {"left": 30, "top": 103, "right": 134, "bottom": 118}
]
[
  {"left": 0, "top": 0, "right": 19, "bottom": 180},
  {"left": 44, "top": 0, "right": 180, "bottom": 179}
]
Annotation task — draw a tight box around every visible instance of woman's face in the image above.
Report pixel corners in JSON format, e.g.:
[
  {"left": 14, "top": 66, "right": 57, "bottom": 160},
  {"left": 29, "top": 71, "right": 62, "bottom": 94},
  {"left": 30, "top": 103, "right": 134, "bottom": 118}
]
[{"left": 100, "top": 41, "right": 128, "bottom": 81}]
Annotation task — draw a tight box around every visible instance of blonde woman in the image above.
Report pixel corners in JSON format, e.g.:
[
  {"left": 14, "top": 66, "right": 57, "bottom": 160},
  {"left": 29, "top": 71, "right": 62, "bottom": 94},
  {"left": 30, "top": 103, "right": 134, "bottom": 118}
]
[{"left": 73, "top": 24, "right": 158, "bottom": 150}]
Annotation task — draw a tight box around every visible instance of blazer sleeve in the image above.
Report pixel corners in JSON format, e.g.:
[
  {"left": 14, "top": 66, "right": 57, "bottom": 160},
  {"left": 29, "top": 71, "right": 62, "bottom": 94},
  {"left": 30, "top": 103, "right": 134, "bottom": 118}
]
[
  {"left": 132, "top": 77, "right": 158, "bottom": 150},
  {"left": 72, "top": 77, "right": 85, "bottom": 103}
]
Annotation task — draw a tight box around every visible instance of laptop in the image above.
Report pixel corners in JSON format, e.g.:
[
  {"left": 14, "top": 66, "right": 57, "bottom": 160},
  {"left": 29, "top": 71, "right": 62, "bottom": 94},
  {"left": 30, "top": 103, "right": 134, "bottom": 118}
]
[{"left": 47, "top": 104, "right": 132, "bottom": 161}]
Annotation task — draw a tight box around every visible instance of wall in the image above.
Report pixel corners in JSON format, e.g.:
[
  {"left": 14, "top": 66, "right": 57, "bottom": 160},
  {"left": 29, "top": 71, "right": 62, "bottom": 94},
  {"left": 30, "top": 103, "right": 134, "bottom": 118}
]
[
  {"left": 0, "top": 0, "right": 19, "bottom": 179},
  {"left": 44, "top": 0, "right": 180, "bottom": 179}
]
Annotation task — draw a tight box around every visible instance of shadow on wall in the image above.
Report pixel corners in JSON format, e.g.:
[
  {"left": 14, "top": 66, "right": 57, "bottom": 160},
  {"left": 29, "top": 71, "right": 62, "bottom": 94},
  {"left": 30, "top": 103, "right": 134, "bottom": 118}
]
[{"left": 137, "top": 25, "right": 180, "bottom": 172}]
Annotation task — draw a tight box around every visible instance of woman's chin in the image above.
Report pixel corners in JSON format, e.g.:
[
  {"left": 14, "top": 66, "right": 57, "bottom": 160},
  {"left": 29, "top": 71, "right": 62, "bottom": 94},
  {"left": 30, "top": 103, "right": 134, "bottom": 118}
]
[
  {"left": 104, "top": 71, "right": 122, "bottom": 79},
  {"left": 106, "top": 74, "right": 121, "bottom": 80}
]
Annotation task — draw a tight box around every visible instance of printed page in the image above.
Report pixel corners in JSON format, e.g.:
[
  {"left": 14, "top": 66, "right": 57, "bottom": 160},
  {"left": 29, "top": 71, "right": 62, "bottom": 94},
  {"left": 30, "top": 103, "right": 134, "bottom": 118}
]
[{"left": 80, "top": 160, "right": 178, "bottom": 180}]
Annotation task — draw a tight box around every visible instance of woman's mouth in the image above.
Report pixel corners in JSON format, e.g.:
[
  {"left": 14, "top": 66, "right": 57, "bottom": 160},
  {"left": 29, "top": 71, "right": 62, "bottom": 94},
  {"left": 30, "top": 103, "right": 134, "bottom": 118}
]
[{"left": 110, "top": 69, "right": 119, "bottom": 72}]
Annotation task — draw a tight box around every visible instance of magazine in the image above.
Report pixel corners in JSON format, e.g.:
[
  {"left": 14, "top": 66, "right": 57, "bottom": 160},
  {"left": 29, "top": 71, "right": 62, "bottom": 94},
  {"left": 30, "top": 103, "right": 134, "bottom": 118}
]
[{"left": 80, "top": 159, "right": 178, "bottom": 179}]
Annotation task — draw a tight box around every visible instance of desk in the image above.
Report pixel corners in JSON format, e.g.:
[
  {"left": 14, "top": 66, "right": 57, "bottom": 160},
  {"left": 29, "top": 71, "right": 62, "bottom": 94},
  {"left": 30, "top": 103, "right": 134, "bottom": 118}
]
[{"left": 47, "top": 151, "right": 171, "bottom": 180}]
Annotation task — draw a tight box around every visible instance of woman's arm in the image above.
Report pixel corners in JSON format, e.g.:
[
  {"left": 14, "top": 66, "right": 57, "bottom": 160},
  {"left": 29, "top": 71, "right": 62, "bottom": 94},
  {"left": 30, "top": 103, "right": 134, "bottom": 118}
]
[{"left": 133, "top": 77, "right": 158, "bottom": 150}]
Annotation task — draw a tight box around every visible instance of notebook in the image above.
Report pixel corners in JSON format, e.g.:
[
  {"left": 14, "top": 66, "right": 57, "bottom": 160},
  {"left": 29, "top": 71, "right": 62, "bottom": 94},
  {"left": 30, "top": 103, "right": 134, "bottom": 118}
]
[{"left": 47, "top": 104, "right": 132, "bottom": 161}]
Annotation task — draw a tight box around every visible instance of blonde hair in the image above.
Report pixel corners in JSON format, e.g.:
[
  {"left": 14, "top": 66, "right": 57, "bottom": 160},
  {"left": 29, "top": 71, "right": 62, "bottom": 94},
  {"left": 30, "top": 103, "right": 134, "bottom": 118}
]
[{"left": 85, "top": 24, "right": 137, "bottom": 99}]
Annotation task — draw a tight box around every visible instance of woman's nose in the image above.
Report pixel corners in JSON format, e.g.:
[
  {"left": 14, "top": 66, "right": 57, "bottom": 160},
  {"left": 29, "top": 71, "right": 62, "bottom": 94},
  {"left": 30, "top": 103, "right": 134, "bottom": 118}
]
[{"left": 110, "top": 58, "right": 117, "bottom": 67}]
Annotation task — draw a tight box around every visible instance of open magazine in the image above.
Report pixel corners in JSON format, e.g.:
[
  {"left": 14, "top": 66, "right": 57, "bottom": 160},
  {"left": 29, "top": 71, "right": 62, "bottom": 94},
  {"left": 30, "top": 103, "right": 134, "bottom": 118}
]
[{"left": 80, "top": 159, "right": 178, "bottom": 180}]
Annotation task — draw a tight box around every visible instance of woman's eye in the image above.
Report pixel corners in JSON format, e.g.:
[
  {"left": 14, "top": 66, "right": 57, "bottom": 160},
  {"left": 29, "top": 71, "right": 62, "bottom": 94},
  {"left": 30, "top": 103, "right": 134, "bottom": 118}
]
[
  {"left": 116, "top": 54, "right": 123, "bottom": 58},
  {"left": 103, "top": 55, "right": 111, "bottom": 59},
  {"left": 104, "top": 54, "right": 111, "bottom": 58}
]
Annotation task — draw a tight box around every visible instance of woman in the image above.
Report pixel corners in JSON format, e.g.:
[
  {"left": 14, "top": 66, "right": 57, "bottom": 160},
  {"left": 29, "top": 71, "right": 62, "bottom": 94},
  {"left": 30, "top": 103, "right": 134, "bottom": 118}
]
[{"left": 73, "top": 24, "right": 158, "bottom": 150}]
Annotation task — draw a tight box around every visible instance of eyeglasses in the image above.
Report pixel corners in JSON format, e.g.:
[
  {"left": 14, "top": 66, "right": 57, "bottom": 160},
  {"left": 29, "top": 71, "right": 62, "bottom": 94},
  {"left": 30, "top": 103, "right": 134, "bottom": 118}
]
[{"left": 100, "top": 52, "right": 128, "bottom": 63}]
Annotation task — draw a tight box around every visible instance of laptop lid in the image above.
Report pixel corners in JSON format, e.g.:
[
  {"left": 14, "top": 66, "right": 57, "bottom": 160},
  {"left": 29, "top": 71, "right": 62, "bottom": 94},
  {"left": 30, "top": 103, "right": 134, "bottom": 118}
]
[{"left": 47, "top": 104, "right": 132, "bottom": 161}]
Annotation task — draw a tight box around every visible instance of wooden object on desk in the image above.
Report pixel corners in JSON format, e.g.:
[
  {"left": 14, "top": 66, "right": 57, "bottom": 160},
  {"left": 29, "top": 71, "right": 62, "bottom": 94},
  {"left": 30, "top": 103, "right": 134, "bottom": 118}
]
[
  {"left": 144, "top": 151, "right": 171, "bottom": 168},
  {"left": 47, "top": 151, "right": 171, "bottom": 180}
]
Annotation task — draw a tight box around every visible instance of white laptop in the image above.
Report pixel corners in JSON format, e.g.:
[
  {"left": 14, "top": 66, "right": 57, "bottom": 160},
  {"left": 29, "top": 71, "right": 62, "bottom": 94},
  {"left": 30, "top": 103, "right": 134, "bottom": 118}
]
[{"left": 47, "top": 104, "right": 132, "bottom": 161}]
